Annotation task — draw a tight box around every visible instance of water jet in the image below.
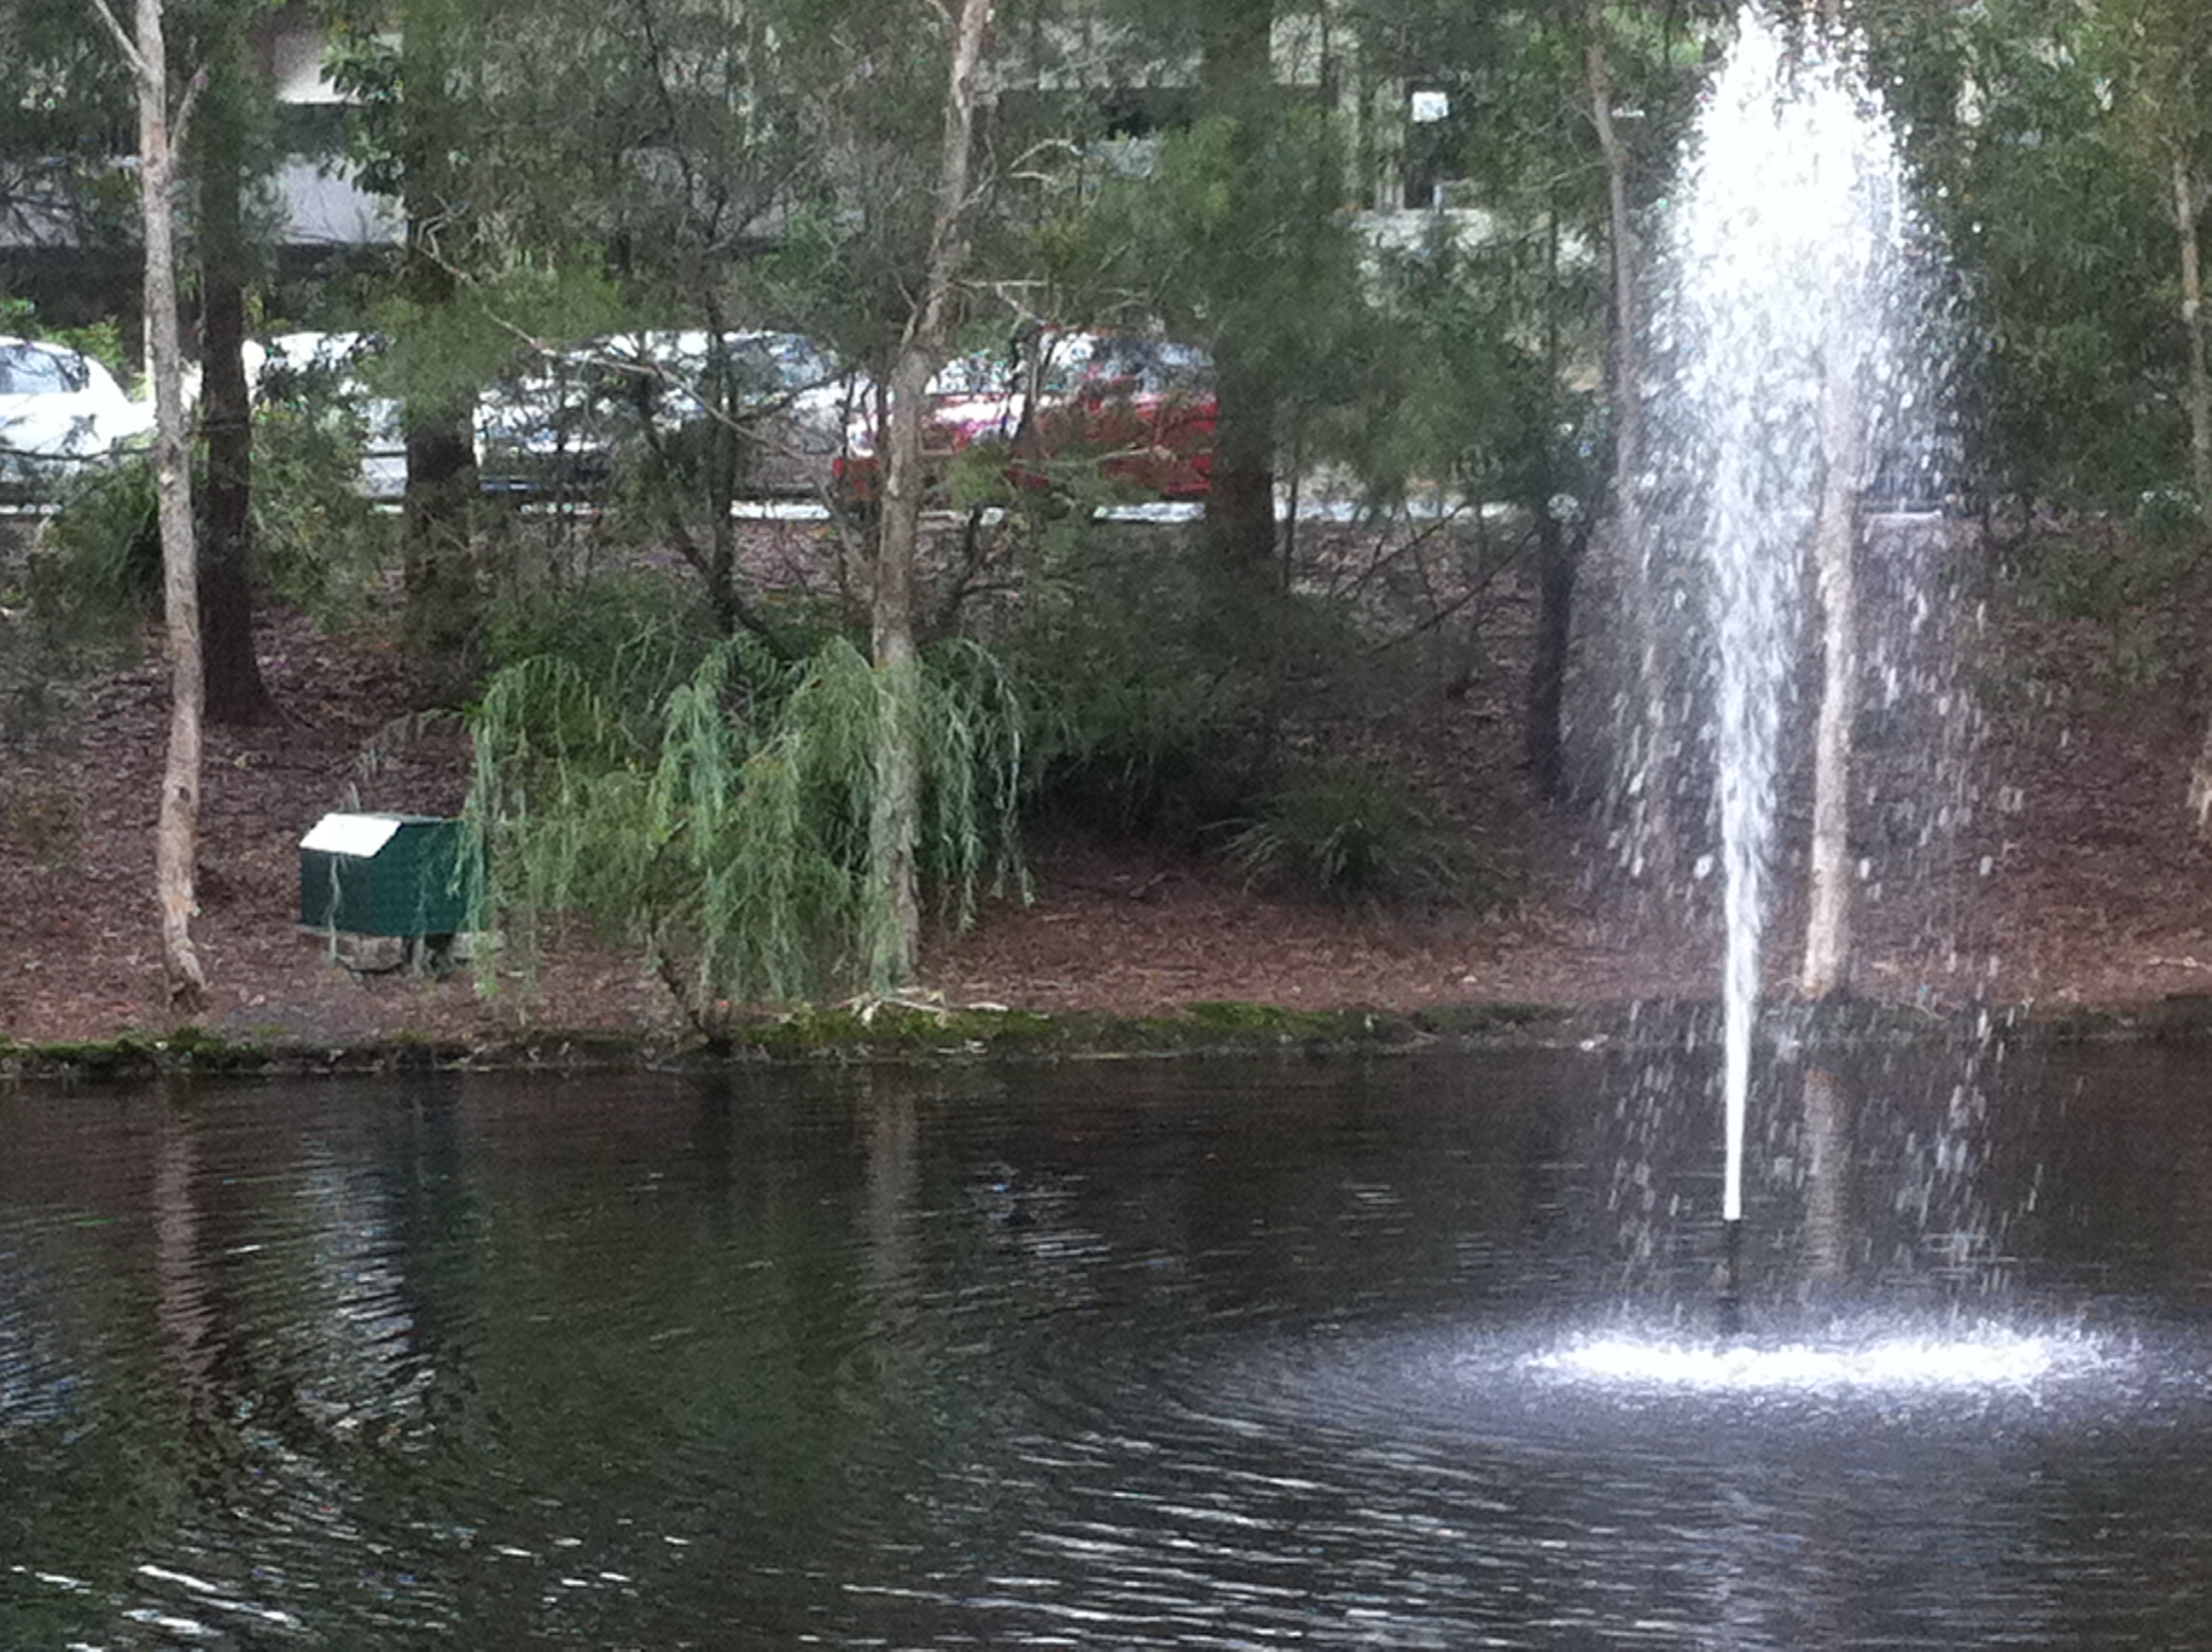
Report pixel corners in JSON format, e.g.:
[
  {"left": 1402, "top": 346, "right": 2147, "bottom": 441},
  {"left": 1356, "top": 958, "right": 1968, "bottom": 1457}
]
[{"left": 1627, "top": 6, "right": 1956, "bottom": 1312}]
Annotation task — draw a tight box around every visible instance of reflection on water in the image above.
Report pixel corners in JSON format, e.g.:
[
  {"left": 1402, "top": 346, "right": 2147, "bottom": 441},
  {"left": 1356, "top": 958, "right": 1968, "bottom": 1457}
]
[{"left": 3, "top": 1044, "right": 2212, "bottom": 1647}]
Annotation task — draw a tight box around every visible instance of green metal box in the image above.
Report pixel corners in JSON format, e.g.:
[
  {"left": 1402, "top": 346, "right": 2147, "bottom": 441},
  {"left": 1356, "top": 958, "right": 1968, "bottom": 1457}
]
[{"left": 299, "top": 813, "right": 480, "bottom": 938}]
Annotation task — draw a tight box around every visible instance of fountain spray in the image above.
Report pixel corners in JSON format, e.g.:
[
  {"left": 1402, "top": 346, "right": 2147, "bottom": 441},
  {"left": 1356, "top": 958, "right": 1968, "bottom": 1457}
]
[{"left": 1640, "top": 7, "right": 1936, "bottom": 1327}]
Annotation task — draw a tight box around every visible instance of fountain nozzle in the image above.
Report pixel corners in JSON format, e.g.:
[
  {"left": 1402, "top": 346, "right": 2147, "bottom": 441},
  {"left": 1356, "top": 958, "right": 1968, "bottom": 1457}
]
[{"left": 1718, "top": 1217, "right": 1744, "bottom": 1341}]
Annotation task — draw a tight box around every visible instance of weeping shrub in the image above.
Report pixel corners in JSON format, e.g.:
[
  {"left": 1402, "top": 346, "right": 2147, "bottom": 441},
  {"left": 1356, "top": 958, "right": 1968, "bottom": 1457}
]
[{"left": 466, "top": 630, "right": 1024, "bottom": 1020}]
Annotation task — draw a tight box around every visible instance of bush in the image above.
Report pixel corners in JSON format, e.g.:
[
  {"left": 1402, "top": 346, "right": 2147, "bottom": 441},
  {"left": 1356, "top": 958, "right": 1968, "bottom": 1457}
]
[
  {"left": 485, "top": 574, "right": 725, "bottom": 702},
  {"left": 1006, "top": 532, "right": 1339, "bottom": 839},
  {"left": 1224, "top": 765, "right": 1483, "bottom": 903},
  {"left": 467, "top": 627, "right": 1025, "bottom": 1014},
  {"left": 32, "top": 458, "right": 160, "bottom": 641},
  {"left": 249, "top": 402, "right": 394, "bottom": 628},
  {"left": 31, "top": 399, "right": 393, "bottom": 639}
]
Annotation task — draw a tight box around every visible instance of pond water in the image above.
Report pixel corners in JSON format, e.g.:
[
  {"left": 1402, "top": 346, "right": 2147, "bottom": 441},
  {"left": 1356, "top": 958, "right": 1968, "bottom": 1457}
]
[{"left": 5, "top": 1041, "right": 2212, "bottom": 1648}]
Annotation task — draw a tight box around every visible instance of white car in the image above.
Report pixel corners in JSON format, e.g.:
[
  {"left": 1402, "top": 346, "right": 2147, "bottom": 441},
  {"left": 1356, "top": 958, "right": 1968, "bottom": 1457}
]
[
  {"left": 252, "top": 328, "right": 870, "bottom": 502},
  {"left": 249, "top": 330, "right": 408, "bottom": 500},
  {"left": 476, "top": 330, "right": 870, "bottom": 498},
  {"left": 0, "top": 336, "right": 154, "bottom": 498}
]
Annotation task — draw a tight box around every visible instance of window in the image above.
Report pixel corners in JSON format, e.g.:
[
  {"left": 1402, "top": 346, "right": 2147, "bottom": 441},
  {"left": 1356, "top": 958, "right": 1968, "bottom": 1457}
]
[{"left": 0, "top": 343, "right": 87, "bottom": 396}]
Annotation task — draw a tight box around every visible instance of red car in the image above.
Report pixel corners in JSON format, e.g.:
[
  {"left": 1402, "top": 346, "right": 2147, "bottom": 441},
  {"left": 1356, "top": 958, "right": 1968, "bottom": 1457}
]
[{"left": 837, "top": 329, "right": 1214, "bottom": 503}]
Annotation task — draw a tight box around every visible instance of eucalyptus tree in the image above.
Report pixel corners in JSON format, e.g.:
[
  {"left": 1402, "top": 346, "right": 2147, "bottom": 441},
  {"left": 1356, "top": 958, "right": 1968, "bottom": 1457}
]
[
  {"left": 2088, "top": 0, "right": 2212, "bottom": 836},
  {"left": 3, "top": 1, "right": 285, "bottom": 724},
  {"left": 406, "top": 0, "right": 811, "bottom": 637},
  {"left": 1860, "top": 0, "right": 2175, "bottom": 515},
  {"left": 853, "top": 0, "right": 998, "bottom": 986},
  {"left": 321, "top": 0, "right": 509, "bottom": 694},
  {"left": 88, "top": 0, "right": 205, "bottom": 1011},
  {"left": 1382, "top": 0, "right": 1618, "bottom": 802},
  {"left": 1040, "top": 0, "right": 1371, "bottom": 574},
  {"left": 1343, "top": 0, "right": 1724, "bottom": 803},
  {"left": 437, "top": 0, "right": 1035, "bottom": 1007}
]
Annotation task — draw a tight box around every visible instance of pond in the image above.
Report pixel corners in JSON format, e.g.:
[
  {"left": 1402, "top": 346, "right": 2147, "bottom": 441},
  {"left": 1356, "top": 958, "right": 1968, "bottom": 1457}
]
[{"left": 4, "top": 1040, "right": 2211, "bottom": 1648}]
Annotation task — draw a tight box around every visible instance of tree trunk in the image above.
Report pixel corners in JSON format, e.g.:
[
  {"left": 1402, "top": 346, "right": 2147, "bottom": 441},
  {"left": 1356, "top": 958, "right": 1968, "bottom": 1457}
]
[
  {"left": 1199, "top": 1, "right": 1279, "bottom": 574},
  {"left": 1525, "top": 502, "right": 1577, "bottom": 799},
  {"left": 2174, "top": 148, "right": 2212, "bottom": 524},
  {"left": 1205, "top": 350, "right": 1278, "bottom": 574},
  {"left": 397, "top": 2, "right": 480, "bottom": 701},
  {"left": 1584, "top": 10, "right": 1677, "bottom": 858},
  {"left": 401, "top": 404, "right": 481, "bottom": 696},
  {"left": 1802, "top": 359, "right": 1861, "bottom": 999},
  {"left": 1525, "top": 193, "right": 1582, "bottom": 803},
  {"left": 198, "top": 64, "right": 275, "bottom": 726},
  {"left": 2161, "top": 115, "right": 2212, "bottom": 836},
  {"left": 119, "top": 0, "right": 207, "bottom": 1012},
  {"left": 1800, "top": 1064, "right": 1848, "bottom": 1283},
  {"left": 867, "top": 0, "right": 995, "bottom": 991},
  {"left": 1586, "top": 19, "right": 1641, "bottom": 560},
  {"left": 2189, "top": 704, "right": 2212, "bottom": 839}
]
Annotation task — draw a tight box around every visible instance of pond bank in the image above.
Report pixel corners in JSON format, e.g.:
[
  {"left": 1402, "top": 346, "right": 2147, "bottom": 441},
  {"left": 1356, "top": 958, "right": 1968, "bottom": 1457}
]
[{"left": 9, "top": 992, "right": 2212, "bottom": 1084}]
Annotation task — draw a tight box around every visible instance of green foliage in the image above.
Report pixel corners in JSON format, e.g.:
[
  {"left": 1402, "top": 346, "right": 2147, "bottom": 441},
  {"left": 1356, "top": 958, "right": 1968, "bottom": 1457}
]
[
  {"left": 1039, "top": 98, "right": 1379, "bottom": 468},
  {"left": 246, "top": 402, "right": 395, "bottom": 628},
  {"left": 483, "top": 574, "right": 726, "bottom": 695},
  {"left": 1008, "top": 534, "right": 1286, "bottom": 836},
  {"left": 1359, "top": 227, "right": 1601, "bottom": 510},
  {"left": 364, "top": 259, "right": 627, "bottom": 422},
  {"left": 0, "top": 300, "right": 128, "bottom": 381},
  {"left": 1223, "top": 765, "right": 1480, "bottom": 905},
  {"left": 32, "top": 458, "right": 160, "bottom": 640},
  {"left": 1866, "top": 0, "right": 2186, "bottom": 509},
  {"left": 1001, "top": 519, "right": 1514, "bottom": 903},
  {"left": 30, "top": 398, "right": 393, "bottom": 639},
  {"left": 467, "top": 625, "right": 1024, "bottom": 1016}
]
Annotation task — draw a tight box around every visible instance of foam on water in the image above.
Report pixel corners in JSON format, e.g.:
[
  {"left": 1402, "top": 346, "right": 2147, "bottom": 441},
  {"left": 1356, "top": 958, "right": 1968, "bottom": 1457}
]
[{"left": 1531, "top": 1324, "right": 2110, "bottom": 1394}]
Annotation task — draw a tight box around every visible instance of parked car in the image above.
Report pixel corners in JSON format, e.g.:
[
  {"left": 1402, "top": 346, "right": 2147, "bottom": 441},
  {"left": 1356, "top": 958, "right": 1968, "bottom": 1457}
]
[
  {"left": 0, "top": 336, "right": 154, "bottom": 500},
  {"left": 249, "top": 330, "right": 407, "bottom": 500},
  {"left": 250, "top": 327, "right": 869, "bottom": 503},
  {"left": 837, "top": 329, "right": 1216, "bottom": 503},
  {"left": 475, "top": 330, "right": 870, "bottom": 499}
]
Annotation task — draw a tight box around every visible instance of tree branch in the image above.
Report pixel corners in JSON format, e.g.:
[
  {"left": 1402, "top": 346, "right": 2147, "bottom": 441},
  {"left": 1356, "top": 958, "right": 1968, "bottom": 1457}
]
[{"left": 85, "top": 0, "right": 145, "bottom": 76}]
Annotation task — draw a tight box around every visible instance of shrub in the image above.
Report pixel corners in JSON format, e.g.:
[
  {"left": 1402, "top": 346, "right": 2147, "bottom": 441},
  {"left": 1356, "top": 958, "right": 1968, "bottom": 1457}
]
[
  {"left": 32, "top": 458, "right": 160, "bottom": 641},
  {"left": 31, "top": 400, "right": 393, "bottom": 638},
  {"left": 249, "top": 402, "right": 394, "bottom": 628},
  {"left": 1225, "top": 765, "right": 1487, "bottom": 904},
  {"left": 467, "top": 628, "right": 1024, "bottom": 1016},
  {"left": 1006, "top": 532, "right": 1332, "bottom": 839}
]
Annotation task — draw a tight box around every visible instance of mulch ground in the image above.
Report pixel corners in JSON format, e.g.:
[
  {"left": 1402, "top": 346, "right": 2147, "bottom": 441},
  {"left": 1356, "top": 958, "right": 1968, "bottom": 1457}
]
[{"left": 7, "top": 533, "right": 2212, "bottom": 1050}]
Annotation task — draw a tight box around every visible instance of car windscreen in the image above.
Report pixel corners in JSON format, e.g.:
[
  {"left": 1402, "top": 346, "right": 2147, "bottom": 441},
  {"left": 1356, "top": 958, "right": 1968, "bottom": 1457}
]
[
  {"left": 1039, "top": 336, "right": 1211, "bottom": 398},
  {"left": 0, "top": 344, "right": 90, "bottom": 396}
]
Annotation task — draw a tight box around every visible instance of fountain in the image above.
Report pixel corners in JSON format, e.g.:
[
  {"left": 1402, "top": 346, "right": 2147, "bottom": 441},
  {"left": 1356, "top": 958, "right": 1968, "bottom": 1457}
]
[{"left": 1622, "top": 5, "right": 1959, "bottom": 1301}]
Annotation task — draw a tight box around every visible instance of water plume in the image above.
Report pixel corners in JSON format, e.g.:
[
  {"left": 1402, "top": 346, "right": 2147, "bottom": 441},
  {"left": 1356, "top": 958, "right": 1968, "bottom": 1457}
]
[{"left": 1629, "top": 9, "right": 1954, "bottom": 1224}]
